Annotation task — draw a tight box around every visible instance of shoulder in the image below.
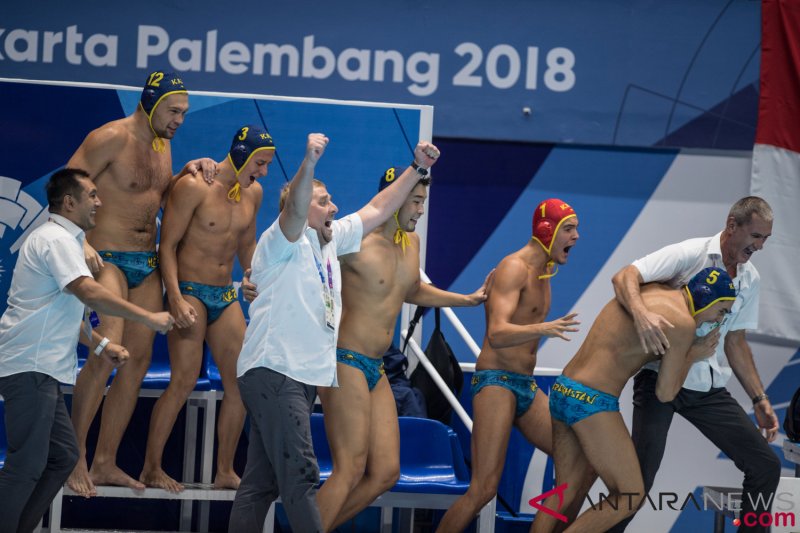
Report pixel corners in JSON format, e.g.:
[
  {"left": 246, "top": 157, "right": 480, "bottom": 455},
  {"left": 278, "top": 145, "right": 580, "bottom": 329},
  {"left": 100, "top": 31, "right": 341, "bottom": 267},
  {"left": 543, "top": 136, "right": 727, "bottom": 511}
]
[
  {"left": 171, "top": 172, "right": 211, "bottom": 198},
  {"left": 494, "top": 255, "right": 529, "bottom": 287},
  {"left": 333, "top": 213, "right": 363, "bottom": 237},
  {"left": 82, "top": 119, "right": 131, "bottom": 153},
  {"left": 245, "top": 181, "right": 264, "bottom": 204}
]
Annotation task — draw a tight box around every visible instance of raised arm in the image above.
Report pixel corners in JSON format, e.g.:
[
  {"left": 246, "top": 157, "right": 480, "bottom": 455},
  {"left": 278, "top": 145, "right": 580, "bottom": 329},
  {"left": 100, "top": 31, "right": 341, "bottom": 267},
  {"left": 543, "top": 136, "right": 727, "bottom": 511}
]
[
  {"left": 160, "top": 176, "right": 206, "bottom": 328},
  {"left": 485, "top": 259, "right": 579, "bottom": 349},
  {"left": 406, "top": 269, "right": 493, "bottom": 308},
  {"left": 356, "top": 142, "right": 440, "bottom": 234},
  {"left": 67, "top": 276, "right": 174, "bottom": 334},
  {"left": 726, "top": 330, "right": 779, "bottom": 442},
  {"left": 612, "top": 264, "right": 674, "bottom": 355},
  {"left": 279, "top": 133, "right": 329, "bottom": 242}
]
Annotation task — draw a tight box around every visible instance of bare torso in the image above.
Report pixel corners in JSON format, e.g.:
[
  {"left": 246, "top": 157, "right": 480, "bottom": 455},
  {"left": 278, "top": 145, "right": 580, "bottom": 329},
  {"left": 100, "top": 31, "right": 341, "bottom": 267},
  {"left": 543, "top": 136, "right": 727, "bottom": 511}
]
[
  {"left": 338, "top": 230, "right": 421, "bottom": 358},
  {"left": 176, "top": 178, "right": 261, "bottom": 285},
  {"left": 477, "top": 252, "right": 552, "bottom": 375},
  {"left": 69, "top": 117, "right": 173, "bottom": 251},
  {"left": 564, "top": 284, "right": 694, "bottom": 396}
]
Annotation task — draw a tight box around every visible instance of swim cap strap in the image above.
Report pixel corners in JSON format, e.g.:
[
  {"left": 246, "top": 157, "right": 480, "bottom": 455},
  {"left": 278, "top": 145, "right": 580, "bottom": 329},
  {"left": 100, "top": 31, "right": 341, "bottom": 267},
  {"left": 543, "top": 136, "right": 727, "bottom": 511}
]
[
  {"left": 537, "top": 259, "right": 559, "bottom": 280},
  {"left": 392, "top": 211, "right": 410, "bottom": 252},
  {"left": 227, "top": 182, "right": 242, "bottom": 203}
]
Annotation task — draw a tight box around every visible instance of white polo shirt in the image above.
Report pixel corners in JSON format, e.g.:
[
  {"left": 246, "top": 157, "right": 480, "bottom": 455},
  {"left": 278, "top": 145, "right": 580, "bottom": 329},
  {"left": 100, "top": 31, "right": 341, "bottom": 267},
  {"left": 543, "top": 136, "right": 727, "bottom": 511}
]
[
  {"left": 0, "top": 213, "right": 93, "bottom": 385},
  {"left": 237, "top": 214, "right": 363, "bottom": 386},
  {"left": 633, "top": 232, "right": 759, "bottom": 391}
]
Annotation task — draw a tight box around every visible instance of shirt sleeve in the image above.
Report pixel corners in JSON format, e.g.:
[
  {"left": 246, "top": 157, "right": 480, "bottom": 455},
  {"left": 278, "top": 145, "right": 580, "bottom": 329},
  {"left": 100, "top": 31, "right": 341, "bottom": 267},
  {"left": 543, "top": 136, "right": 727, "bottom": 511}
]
[
  {"left": 728, "top": 271, "right": 760, "bottom": 331},
  {"left": 333, "top": 214, "right": 364, "bottom": 257},
  {"left": 254, "top": 218, "right": 296, "bottom": 270},
  {"left": 632, "top": 241, "right": 693, "bottom": 284},
  {"left": 42, "top": 236, "right": 92, "bottom": 291}
]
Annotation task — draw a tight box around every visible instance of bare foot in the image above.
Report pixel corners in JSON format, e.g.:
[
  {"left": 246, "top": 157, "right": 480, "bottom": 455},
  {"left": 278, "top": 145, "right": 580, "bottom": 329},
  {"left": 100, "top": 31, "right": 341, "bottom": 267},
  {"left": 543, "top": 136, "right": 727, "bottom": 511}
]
[
  {"left": 90, "top": 462, "right": 145, "bottom": 491},
  {"left": 213, "top": 471, "right": 241, "bottom": 490},
  {"left": 140, "top": 466, "right": 184, "bottom": 493},
  {"left": 67, "top": 459, "right": 97, "bottom": 498}
]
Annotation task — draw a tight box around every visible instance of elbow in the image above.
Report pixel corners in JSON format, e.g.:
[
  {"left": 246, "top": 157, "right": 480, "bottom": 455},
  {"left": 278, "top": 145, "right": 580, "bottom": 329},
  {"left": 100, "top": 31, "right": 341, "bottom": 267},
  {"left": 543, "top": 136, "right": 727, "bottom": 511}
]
[
  {"left": 486, "top": 331, "right": 505, "bottom": 350},
  {"left": 611, "top": 266, "right": 631, "bottom": 294},
  {"left": 655, "top": 384, "right": 677, "bottom": 403}
]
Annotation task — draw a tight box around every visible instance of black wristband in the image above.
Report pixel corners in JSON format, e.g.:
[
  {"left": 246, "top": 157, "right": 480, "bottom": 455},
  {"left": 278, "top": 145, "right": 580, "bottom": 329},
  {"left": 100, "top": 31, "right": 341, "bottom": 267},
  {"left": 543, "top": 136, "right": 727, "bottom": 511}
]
[
  {"left": 751, "top": 393, "right": 768, "bottom": 405},
  {"left": 411, "top": 161, "right": 429, "bottom": 177}
]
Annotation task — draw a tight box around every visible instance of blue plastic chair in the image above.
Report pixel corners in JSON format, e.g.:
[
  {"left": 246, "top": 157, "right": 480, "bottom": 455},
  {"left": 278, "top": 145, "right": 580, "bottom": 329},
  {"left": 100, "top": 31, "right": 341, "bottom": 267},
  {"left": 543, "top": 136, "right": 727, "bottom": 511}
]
[
  {"left": 309, "top": 414, "right": 470, "bottom": 494},
  {"left": 75, "top": 332, "right": 212, "bottom": 391}
]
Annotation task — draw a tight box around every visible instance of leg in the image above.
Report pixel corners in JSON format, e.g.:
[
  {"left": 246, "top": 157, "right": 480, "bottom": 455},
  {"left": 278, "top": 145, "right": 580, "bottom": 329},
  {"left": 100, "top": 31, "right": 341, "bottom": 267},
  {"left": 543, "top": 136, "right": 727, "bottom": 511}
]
[
  {"left": 0, "top": 373, "right": 76, "bottom": 533},
  {"left": 316, "top": 363, "right": 372, "bottom": 532},
  {"left": 531, "top": 419, "right": 596, "bottom": 533},
  {"left": 91, "top": 269, "right": 162, "bottom": 489},
  {"left": 67, "top": 264, "right": 127, "bottom": 496},
  {"left": 606, "top": 370, "right": 674, "bottom": 533},
  {"left": 515, "top": 388, "right": 554, "bottom": 455},
  {"left": 205, "top": 302, "right": 247, "bottom": 489},
  {"left": 679, "top": 388, "right": 781, "bottom": 533},
  {"left": 140, "top": 295, "right": 208, "bottom": 492},
  {"left": 233, "top": 368, "right": 323, "bottom": 532},
  {"left": 230, "top": 373, "right": 280, "bottom": 533},
  {"left": 330, "top": 376, "right": 400, "bottom": 529},
  {"left": 437, "top": 386, "right": 517, "bottom": 533},
  {"left": 17, "top": 387, "right": 79, "bottom": 532},
  {"left": 567, "top": 412, "right": 645, "bottom": 532}
]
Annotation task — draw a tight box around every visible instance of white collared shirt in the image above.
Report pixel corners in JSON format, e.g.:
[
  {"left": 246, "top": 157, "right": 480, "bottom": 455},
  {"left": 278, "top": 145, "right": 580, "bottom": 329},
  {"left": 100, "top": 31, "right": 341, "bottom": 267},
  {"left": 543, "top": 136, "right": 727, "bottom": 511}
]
[
  {"left": 237, "top": 214, "right": 363, "bottom": 386},
  {"left": 0, "top": 213, "right": 93, "bottom": 385},
  {"left": 633, "top": 232, "right": 759, "bottom": 391}
]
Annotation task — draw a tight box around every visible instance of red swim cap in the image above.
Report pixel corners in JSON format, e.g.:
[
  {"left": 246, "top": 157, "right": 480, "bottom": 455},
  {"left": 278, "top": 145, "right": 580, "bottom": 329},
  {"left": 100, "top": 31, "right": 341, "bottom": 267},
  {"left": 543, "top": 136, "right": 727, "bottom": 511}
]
[{"left": 532, "top": 198, "right": 576, "bottom": 255}]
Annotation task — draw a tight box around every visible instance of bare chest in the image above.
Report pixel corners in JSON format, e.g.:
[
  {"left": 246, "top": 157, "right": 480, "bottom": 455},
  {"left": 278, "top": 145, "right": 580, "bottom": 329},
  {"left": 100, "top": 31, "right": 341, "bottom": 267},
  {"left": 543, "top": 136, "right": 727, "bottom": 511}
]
[
  {"left": 105, "top": 148, "right": 172, "bottom": 196},
  {"left": 515, "top": 278, "right": 551, "bottom": 324},
  {"left": 348, "top": 239, "right": 418, "bottom": 298},
  {"left": 193, "top": 193, "right": 254, "bottom": 237}
]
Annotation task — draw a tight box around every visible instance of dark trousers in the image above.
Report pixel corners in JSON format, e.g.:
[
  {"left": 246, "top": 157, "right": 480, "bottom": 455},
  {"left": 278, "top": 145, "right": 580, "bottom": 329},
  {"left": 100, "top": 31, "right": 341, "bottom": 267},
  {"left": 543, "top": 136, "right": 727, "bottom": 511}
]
[
  {"left": 229, "top": 367, "right": 323, "bottom": 533},
  {"left": 0, "top": 372, "right": 79, "bottom": 533},
  {"left": 608, "top": 370, "right": 781, "bottom": 533}
]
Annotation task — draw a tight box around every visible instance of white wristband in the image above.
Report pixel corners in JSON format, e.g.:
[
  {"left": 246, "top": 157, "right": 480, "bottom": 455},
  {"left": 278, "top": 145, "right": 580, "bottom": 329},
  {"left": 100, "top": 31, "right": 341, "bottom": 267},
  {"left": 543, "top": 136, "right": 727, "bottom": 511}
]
[{"left": 94, "top": 337, "right": 110, "bottom": 357}]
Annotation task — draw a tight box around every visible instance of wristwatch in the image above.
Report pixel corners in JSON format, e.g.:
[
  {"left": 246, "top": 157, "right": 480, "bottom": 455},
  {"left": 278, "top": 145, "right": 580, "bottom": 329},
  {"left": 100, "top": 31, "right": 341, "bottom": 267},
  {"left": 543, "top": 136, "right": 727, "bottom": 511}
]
[
  {"left": 751, "top": 392, "right": 769, "bottom": 405},
  {"left": 411, "top": 161, "right": 429, "bottom": 177}
]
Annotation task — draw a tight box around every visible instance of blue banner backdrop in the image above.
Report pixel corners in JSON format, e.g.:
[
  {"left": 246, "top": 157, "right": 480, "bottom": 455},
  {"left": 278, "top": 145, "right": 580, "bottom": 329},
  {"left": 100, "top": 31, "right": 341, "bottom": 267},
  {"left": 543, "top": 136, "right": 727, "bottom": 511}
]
[{"left": 1, "top": 0, "right": 759, "bottom": 148}]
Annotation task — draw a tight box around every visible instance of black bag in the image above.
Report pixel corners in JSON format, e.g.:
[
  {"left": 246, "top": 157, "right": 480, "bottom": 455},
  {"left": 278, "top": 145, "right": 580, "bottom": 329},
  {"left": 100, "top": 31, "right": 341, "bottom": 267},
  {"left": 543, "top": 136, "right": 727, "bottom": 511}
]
[
  {"left": 404, "top": 306, "right": 463, "bottom": 426},
  {"left": 785, "top": 387, "right": 800, "bottom": 442},
  {"left": 382, "top": 344, "right": 427, "bottom": 418}
]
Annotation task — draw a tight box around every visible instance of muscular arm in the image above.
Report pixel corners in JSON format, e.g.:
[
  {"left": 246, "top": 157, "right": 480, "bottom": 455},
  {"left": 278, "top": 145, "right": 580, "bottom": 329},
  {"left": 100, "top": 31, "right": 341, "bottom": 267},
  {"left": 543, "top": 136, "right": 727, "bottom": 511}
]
[
  {"left": 280, "top": 134, "right": 328, "bottom": 242},
  {"left": 67, "top": 125, "right": 127, "bottom": 178},
  {"left": 726, "top": 329, "right": 778, "bottom": 441},
  {"left": 356, "top": 142, "right": 439, "bottom": 234},
  {"left": 160, "top": 178, "right": 205, "bottom": 327},
  {"left": 406, "top": 281, "right": 477, "bottom": 308},
  {"left": 237, "top": 184, "right": 263, "bottom": 270},
  {"left": 485, "top": 259, "right": 577, "bottom": 349},
  {"left": 67, "top": 276, "right": 172, "bottom": 333},
  {"left": 612, "top": 264, "right": 674, "bottom": 354},
  {"left": 68, "top": 125, "right": 127, "bottom": 272},
  {"left": 654, "top": 327, "right": 702, "bottom": 402},
  {"left": 405, "top": 269, "right": 491, "bottom": 308}
]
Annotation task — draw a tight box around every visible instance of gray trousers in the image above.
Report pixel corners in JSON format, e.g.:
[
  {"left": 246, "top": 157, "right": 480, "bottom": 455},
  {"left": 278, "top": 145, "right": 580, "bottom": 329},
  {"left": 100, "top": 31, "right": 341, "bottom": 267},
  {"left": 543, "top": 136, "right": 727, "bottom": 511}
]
[
  {"left": 229, "top": 367, "right": 323, "bottom": 533},
  {"left": 0, "top": 372, "right": 78, "bottom": 533}
]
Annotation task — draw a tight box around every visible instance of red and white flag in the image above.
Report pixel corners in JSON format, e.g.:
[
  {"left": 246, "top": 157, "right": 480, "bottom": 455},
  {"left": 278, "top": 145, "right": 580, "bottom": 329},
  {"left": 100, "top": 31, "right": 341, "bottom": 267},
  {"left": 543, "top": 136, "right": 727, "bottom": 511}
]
[{"left": 750, "top": 0, "right": 800, "bottom": 342}]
